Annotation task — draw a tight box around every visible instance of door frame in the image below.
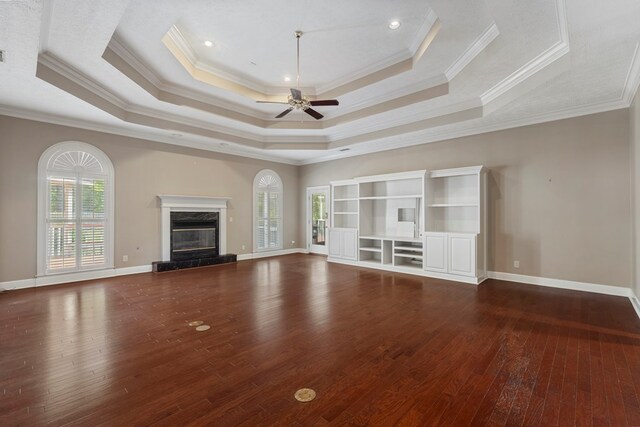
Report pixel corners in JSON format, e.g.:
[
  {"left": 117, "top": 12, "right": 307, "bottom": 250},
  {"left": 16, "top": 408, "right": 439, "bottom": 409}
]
[{"left": 306, "top": 185, "right": 330, "bottom": 255}]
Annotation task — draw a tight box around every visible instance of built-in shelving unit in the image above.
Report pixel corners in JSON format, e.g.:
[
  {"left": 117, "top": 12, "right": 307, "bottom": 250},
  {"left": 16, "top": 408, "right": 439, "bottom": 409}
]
[
  {"left": 424, "top": 166, "right": 486, "bottom": 282},
  {"left": 327, "top": 166, "right": 486, "bottom": 285}
]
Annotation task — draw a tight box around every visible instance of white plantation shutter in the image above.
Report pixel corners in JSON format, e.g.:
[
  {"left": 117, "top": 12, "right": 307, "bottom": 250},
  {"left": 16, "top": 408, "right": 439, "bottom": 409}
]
[
  {"left": 39, "top": 143, "right": 114, "bottom": 275},
  {"left": 254, "top": 170, "right": 283, "bottom": 251}
]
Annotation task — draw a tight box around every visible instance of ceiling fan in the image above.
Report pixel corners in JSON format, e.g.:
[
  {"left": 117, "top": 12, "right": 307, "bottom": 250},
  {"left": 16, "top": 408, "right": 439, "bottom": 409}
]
[{"left": 257, "top": 31, "right": 339, "bottom": 120}]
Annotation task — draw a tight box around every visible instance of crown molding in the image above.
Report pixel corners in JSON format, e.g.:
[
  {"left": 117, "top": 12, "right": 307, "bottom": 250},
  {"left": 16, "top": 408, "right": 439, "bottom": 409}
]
[
  {"left": 301, "top": 97, "right": 629, "bottom": 165},
  {"left": 0, "top": 105, "right": 300, "bottom": 165},
  {"left": 481, "top": 0, "right": 569, "bottom": 105},
  {"left": 162, "top": 12, "right": 441, "bottom": 100},
  {"left": 622, "top": 42, "right": 640, "bottom": 104},
  {"left": 39, "top": 52, "right": 129, "bottom": 111},
  {"left": 445, "top": 23, "right": 500, "bottom": 81}
]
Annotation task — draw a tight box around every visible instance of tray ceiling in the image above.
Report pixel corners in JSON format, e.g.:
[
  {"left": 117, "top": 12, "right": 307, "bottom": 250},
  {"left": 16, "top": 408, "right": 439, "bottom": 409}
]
[{"left": 0, "top": 0, "right": 638, "bottom": 165}]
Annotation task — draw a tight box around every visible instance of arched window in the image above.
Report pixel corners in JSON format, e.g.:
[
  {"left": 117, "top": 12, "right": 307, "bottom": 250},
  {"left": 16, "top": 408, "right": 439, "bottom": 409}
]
[
  {"left": 253, "top": 169, "right": 283, "bottom": 252},
  {"left": 38, "top": 142, "right": 114, "bottom": 276}
]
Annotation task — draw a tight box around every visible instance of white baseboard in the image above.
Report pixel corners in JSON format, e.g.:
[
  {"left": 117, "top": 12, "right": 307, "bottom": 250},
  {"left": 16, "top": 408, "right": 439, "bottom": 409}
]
[
  {"left": 0, "top": 265, "right": 152, "bottom": 291},
  {"left": 488, "top": 271, "right": 632, "bottom": 297},
  {"left": 630, "top": 290, "right": 640, "bottom": 321},
  {"left": 237, "top": 248, "right": 308, "bottom": 261}
]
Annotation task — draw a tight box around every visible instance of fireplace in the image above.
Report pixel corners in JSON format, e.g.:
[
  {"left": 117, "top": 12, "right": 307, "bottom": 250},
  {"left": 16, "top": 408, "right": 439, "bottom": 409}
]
[
  {"left": 170, "top": 212, "right": 219, "bottom": 261},
  {"left": 153, "top": 195, "right": 236, "bottom": 272}
]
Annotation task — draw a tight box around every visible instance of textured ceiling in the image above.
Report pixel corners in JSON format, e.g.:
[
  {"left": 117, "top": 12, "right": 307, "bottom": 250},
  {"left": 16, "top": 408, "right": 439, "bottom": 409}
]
[{"left": 0, "top": 0, "right": 638, "bottom": 165}]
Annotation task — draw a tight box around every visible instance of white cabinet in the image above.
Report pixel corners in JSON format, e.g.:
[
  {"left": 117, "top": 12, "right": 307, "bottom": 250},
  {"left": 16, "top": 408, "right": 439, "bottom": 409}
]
[
  {"left": 328, "top": 228, "right": 358, "bottom": 260},
  {"left": 448, "top": 233, "right": 476, "bottom": 277},
  {"left": 424, "top": 232, "right": 476, "bottom": 278},
  {"left": 425, "top": 233, "right": 447, "bottom": 272}
]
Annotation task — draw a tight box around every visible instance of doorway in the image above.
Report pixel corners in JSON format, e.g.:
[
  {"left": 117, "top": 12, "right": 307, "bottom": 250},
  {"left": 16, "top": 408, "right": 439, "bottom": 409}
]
[{"left": 306, "top": 186, "right": 330, "bottom": 255}]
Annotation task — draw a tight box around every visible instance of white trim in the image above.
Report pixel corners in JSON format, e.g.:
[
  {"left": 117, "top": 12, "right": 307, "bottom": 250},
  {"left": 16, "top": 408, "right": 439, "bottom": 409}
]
[
  {"left": 445, "top": 23, "right": 500, "bottom": 81},
  {"left": 481, "top": 0, "right": 569, "bottom": 105},
  {"left": 306, "top": 186, "right": 330, "bottom": 255},
  {"left": 622, "top": 43, "right": 640, "bottom": 105},
  {"left": 237, "top": 248, "right": 308, "bottom": 261},
  {"left": 0, "top": 106, "right": 299, "bottom": 165},
  {"left": 0, "top": 265, "right": 152, "bottom": 292},
  {"left": 253, "top": 169, "right": 284, "bottom": 252},
  {"left": 37, "top": 141, "right": 115, "bottom": 277},
  {"left": 158, "top": 195, "right": 230, "bottom": 261},
  {"left": 630, "top": 290, "right": 640, "bottom": 321},
  {"left": 487, "top": 271, "right": 631, "bottom": 297}
]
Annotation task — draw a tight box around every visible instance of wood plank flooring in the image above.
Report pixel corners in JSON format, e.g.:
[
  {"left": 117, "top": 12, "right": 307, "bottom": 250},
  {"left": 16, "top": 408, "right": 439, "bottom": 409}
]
[{"left": 2, "top": 254, "right": 640, "bottom": 425}]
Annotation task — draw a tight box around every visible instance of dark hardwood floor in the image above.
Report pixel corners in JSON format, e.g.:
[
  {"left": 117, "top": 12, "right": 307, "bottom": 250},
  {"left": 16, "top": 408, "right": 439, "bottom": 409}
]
[{"left": 2, "top": 254, "right": 640, "bottom": 426}]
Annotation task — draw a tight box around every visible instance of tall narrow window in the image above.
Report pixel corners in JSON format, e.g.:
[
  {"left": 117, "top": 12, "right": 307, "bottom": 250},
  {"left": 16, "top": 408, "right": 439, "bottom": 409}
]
[
  {"left": 38, "top": 142, "right": 114, "bottom": 276},
  {"left": 254, "top": 170, "right": 283, "bottom": 251}
]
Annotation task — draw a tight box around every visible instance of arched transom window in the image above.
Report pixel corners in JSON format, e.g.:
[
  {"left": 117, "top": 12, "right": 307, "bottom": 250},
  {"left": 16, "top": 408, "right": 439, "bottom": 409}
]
[
  {"left": 254, "top": 170, "right": 283, "bottom": 251},
  {"left": 38, "top": 142, "right": 114, "bottom": 275}
]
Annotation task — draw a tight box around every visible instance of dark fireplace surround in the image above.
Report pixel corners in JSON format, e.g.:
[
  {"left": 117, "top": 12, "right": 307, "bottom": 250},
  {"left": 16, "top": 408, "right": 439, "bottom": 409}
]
[
  {"left": 170, "top": 211, "right": 219, "bottom": 261},
  {"left": 152, "top": 208, "right": 236, "bottom": 273}
]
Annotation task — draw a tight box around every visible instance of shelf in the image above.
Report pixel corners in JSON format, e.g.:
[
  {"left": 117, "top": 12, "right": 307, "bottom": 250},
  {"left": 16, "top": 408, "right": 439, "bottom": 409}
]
[
  {"left": 334, "top": 198, "right": 359, "bottom": 202},
  {"left": 334, "top": 212, "right": 358, "bottom": 215},
  {"left": 428, "top": 203, "right": 478, "bottom": 207},
  {"left": 394, "top": 246, "right": 423, "bottom": 252},
  {"left": 360, "top": 260, "right": 383, "bottom": 267},
  {"left": 359, "top": 235, "right": 422, "bottom": 243},
  {"left": 359, "top": 247, "right": 382, "bottom": 253},
  {"left": 394, "top": 253, "right": 423, "bottom": 260},
  {"left": 360, "top": 195, "right": 423, "bottom": 200}
]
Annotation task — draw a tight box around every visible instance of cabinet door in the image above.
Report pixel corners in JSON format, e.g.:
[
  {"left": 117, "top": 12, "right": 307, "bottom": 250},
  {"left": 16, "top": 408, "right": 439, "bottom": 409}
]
[
  {"left": 424, "top": 233, "right": 447, "bottom": 272},
  {"left": 328, "top": 228, "right": 342, "bottom": 258},
  {"left": 341, "top": 229, "right": 358, "bottom": 260},
  {"left": 448, "top": 234, "right": 476, "bottom": 277}
]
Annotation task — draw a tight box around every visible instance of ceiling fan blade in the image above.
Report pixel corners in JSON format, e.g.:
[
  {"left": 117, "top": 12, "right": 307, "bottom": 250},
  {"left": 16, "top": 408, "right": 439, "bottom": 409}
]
[
  {"left": 256, "top": 101, "right": 289, "bottom": 104},
  {"left": 290, "top": 88, "right": 302, "bottom": 100},
  {"left": 309, "top": 99, "right": 339, "bottom": 106},
  {"left": 275, "top": 107, "right": 294, "bottom": 118},
  {"left": 304, "top": 107, "right": 324, "bottom": 120}
]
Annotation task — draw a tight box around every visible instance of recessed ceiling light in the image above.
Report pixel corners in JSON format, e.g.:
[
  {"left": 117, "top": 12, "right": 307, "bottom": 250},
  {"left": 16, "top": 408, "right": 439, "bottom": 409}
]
[
  {"left": 388, "top": 20, "right": 401, "bottom": 30},
  {"left": 284, "top": 76, "right": 291, "bottom": 82},
  {"left": 204, "top": 40, "right": 213, "bottom": 47}
]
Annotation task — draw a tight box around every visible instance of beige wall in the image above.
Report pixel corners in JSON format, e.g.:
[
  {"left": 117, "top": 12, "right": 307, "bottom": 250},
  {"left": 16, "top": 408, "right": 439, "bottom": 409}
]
[
  {"left": 632, "top": 93, "right": 640, "bottom": 296},
  {"left": 300, "top": 110, "right": 632, "bottom": 288},
  {"left": 0, "top": 116, "right": 300, "bottom": 282}
]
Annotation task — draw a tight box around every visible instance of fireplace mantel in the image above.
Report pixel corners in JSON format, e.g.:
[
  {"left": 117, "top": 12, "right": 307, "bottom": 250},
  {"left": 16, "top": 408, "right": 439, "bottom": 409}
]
[{"left": 158, "top": 195, "right": 230, "bottom": 261}]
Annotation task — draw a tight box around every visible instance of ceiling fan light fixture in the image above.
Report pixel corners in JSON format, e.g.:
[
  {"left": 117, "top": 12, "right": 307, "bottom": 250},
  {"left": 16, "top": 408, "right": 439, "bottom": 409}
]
[{"left": 389, "top": 20, "right": 401, "bottom": 30}]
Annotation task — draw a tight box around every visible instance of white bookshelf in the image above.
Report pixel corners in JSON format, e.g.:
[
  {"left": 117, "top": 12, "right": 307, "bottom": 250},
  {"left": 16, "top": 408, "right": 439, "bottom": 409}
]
[
  {"left": 424, "top": 166, "right": 486, "bottom": 282},
  {"left": 327, "top": 167, "right": 486, "bottom": 285}
]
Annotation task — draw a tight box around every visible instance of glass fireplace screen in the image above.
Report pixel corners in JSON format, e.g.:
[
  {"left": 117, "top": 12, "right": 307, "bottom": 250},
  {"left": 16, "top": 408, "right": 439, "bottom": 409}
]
[{"left": 172, "top": 227, "right": 216, "bottom": 252}]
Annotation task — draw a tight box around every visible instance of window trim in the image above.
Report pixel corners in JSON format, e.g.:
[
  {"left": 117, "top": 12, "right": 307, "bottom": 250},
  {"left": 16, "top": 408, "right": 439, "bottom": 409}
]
[
  {"left": 37, "top": 141, "right": 115, "bottom": 276},
  {"left": 253, "top": 169, "right": 283, "bottom": 252}
]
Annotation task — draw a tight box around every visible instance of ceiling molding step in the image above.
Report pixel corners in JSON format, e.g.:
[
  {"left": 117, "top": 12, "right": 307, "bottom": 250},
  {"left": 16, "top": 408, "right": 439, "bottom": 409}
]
[
  {"left": 0, "top": 106, "right": 300, "bottom": 165},
  {"left": 103, "top": 44, "right": 270, "bottom": 128},
  {"left": 445, "top": 23, "right": 500, "bottom": 81},
  {"left": 36, "top": 54, "right": 282, "bottom": 149},
  {"left": 328, "top": 98, "right": 482, "bottom": 141},
  {"left": 39, "top": 52, "right": 129, "bottom": 111},
  {"left": 104, "top": 36, "right": 455, "bottom": 131},
  {"left": 162, "top": 14, "right": 442, "bottom": 100},
  {"left": 328, "top": 105, "right": 484, "bottom": 149},
  {"left": 481, "top": 0, "right": 569, "bottom": 105},
  {"left": 302, "top": 98, "right": 629, "bottom": 165},
  {"left": 38, "top": 0, "right": 54, "bottom": 52},
  {"left": 316, "top": 13, "right": 440, "bottom": 95},
  {"left": 622, "top": 43, "right": 640, "bottom": 105}
]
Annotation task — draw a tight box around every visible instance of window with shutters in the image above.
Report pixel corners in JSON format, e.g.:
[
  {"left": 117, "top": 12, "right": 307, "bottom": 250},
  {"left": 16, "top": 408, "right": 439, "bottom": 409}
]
[
  {"left": 253, "top": 170, "right": 283, "bottom": 251},
  {"left": 38, "top": 142, "right": 114, "bottom": 276}
]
